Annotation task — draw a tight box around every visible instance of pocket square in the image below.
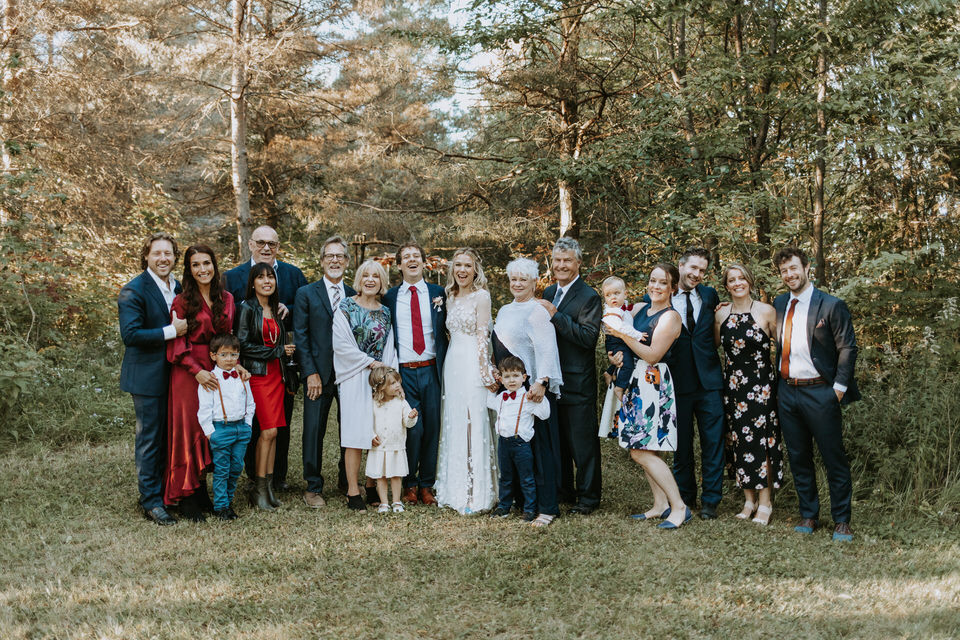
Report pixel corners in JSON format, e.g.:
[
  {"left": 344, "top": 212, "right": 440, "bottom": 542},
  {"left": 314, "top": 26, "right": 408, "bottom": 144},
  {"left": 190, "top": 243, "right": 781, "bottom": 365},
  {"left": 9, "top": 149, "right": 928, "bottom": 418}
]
[{"left": 816, "top": 318, "right": 825, "bottom": 329}]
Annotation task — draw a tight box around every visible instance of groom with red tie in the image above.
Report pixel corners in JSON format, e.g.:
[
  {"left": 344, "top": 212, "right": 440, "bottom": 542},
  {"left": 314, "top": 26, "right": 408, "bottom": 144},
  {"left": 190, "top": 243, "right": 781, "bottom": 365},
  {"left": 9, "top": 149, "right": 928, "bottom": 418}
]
[
  {"left": 774, "top": 247, "right": 860, "bottom": 542},
  {"left": 383, "top": 242, "right": 448, "bottom": 505}
]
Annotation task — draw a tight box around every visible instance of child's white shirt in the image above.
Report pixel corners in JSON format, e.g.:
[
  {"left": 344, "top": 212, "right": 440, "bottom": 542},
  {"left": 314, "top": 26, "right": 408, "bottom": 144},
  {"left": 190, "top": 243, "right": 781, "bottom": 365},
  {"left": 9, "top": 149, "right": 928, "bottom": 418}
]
[
  {"left": 371, "top": 397, "right": 417, "bottom": 451},
  {"left": 602, "top": 304, "right": 644, "bottom": 340},
  {"left": 196, "top": 366, "right": 256, "bottom": 437},
  {"left": 486, "top": 390, "right": 550, "bottom": 442}
]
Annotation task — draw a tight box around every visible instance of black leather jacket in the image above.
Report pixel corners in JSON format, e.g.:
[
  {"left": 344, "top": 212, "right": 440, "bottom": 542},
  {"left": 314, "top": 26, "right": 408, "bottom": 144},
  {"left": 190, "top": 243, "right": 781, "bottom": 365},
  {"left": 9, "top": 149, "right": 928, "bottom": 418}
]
[{"left": 237, "top": 298, "right": 289, "bottom": 379}]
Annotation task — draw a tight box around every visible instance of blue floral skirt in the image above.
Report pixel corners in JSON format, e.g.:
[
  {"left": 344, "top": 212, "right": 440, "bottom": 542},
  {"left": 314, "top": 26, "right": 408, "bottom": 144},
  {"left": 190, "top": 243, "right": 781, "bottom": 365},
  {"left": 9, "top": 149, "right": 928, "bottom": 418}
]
[{"left": 617, "top": 362, "right": 677, "bottom": 451}]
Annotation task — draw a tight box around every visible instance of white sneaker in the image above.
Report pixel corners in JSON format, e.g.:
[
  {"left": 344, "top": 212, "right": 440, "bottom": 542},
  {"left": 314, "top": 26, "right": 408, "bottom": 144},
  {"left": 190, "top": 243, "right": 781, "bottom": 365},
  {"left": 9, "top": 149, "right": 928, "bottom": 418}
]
[
  {"left": 377, "top": 503, "right": 390, "bottom": 514},
  {"left": 391, "top": 502, "right": 405, "bottom": 513}
]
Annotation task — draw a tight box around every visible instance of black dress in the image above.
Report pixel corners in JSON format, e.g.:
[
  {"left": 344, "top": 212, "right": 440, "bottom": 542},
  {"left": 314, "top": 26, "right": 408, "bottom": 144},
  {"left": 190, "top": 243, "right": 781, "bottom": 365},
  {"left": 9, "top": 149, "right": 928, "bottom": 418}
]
[{"left": 720, "top": 310, "right": 784, "bottom": 490}]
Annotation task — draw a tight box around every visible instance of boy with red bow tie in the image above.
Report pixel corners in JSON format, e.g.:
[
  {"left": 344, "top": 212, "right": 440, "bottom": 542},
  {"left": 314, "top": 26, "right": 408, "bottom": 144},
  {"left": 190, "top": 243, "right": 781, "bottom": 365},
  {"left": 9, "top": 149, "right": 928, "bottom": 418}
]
[
  {"left": 487, "top": 356, "right": 550, "bottom": 521},
  {"left": 197, "top": 333, "right": 256, "bottom": 520}
]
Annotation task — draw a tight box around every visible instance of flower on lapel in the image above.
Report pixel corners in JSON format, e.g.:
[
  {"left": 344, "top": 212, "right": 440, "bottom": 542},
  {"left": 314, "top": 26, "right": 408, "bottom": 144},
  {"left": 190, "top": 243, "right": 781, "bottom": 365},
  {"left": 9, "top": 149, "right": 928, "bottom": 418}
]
[{"left": 432, "top": 296, "right": 444, "bottom": 312}]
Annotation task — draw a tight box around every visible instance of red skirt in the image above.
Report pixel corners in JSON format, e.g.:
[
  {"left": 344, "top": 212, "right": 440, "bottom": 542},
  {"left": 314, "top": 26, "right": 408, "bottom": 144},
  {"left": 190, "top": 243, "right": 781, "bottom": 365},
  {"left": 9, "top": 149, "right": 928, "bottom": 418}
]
[{"left": 250, "top": 359, "right": 286, "bottom": 430}]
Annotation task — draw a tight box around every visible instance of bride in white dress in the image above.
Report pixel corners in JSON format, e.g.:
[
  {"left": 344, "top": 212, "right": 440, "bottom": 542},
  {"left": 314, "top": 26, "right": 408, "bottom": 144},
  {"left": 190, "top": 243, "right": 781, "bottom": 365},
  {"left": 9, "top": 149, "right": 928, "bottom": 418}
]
[{"left": 435, "top": 248, "right": 500, "bottom": 514}]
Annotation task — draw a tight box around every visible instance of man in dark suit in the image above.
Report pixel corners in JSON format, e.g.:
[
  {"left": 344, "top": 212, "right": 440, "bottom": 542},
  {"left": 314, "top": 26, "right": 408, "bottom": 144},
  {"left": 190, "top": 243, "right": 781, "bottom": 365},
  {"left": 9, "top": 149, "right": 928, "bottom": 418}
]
[
  {"left": 383, "top": 241, "right": 448, "bottom": 505},
  {"left": 773, "top": 247, "right": 859, "bottom": 542},
  {"left": 118, "top": 232, "right": 186, "bottom": 525},
  {"left": 294, "top": 235, "right": 356, "bottom": 508},
  {"left": 664, "top": 247, "right": 725, "bottom": 519},
  {"left": 224, "top": 225, "right": 308, "bottom": 492},
  {"left": 539, "top": 237, "right": 603, "bottom": 514}
]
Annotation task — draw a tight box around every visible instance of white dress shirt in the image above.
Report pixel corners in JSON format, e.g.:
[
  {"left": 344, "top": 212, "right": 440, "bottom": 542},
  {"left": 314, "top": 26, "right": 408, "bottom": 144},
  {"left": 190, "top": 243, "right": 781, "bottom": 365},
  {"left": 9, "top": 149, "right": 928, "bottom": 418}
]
[
  {"left": 249, "top": 258, "right": 279, "bottom": 270},
  {"left": 147, "top": 267, "right": 178, "bottom": 341},
  {"left": 672, "top": 287, "right": 702, "bottom": 331},
  {"left": 551, "top": 275, "right": 580, "bottom": 307},
  {"left": 782, "top": 285, "right": 846, "bottom": 393},
  {"left": 323, "top": 276, "right": 345, "bottom": 311},
  {"left": 196, "top": 366, "right": 256, "bottom": 436},
  {"left": 487, "top": 390, "right": 551, "bottom": 442},
  {"left": 396, "top": 278, "right": 436, "bottom": 363}
]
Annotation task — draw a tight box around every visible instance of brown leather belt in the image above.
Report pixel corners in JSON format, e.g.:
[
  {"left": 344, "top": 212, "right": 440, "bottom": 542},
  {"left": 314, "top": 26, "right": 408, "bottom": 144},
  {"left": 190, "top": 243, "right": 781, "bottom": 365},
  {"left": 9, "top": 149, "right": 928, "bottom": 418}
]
[
  {"left": 400, "top": 358, "right": 436, "bottom": 370},
  {"left": 782, "top": 376, "right": 826, "bottom": 387}
]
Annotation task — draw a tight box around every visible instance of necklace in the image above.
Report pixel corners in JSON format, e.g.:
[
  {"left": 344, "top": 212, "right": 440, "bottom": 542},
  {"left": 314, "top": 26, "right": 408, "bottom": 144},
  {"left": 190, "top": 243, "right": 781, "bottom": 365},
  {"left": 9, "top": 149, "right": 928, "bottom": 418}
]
[{"left": 265, "top": 318, "right": 279, "bottom": 345}]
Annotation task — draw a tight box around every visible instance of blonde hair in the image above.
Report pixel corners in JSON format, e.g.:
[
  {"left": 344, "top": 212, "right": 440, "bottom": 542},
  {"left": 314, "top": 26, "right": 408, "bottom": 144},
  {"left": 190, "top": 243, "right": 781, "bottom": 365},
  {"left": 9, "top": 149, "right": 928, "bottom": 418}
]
[
  {"left": 722, "top": 263, "right": 755, "bottom": 294},
  {"left": 352, "top": 259, "right": 389, "bottom": 297},
  {"left": 444, "top": 247, "right": 487, "bottom": 296},
  {"left": 601, "top": 276, "right": 626, "bottom": 292},
  {"left": 369, "top": 366, "right": 402, "bottom": 405}
]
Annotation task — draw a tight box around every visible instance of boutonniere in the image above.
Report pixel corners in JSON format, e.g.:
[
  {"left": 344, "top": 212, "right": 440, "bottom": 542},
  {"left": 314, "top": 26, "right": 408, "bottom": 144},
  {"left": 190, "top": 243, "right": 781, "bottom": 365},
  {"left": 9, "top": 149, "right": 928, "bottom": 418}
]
[{"left": 432, "top": 296, "right": 444, "bottom": 312}]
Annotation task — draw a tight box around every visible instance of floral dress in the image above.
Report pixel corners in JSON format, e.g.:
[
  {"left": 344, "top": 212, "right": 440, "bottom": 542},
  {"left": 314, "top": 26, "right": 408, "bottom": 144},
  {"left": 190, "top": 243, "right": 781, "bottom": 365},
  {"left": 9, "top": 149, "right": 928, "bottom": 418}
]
[
  {"left": 617, "top": 305, "right": 678, "bottom": 451},
  {"left": 720, "top": 310, "right": 785, "bottom": 489}
]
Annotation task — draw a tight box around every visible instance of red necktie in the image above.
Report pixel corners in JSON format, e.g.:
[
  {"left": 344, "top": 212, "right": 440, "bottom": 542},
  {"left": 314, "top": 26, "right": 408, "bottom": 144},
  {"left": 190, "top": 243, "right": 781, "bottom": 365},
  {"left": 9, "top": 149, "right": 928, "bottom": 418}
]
[
  {"left": 222, "top": 370, "right": 238, "bottom": 380},
  {"left": 780, "top": 299, "right": 799, "bottom": 379},
  {"left": 502, "top": 391, "right": 517, "bottom": 401},
  {"left": 409, "top": 285, "right": 426, "bottom": 355}
]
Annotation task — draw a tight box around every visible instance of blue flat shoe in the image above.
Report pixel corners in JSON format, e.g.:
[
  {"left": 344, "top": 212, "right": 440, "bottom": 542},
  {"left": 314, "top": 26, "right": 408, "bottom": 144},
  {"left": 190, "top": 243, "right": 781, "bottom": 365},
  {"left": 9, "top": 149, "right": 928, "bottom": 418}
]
[
  {"left": 657, "top": 506, "right": 692, "bottom": 529},
  {"left": 630, "top": 507, "right": 671, "bottom": 521}
]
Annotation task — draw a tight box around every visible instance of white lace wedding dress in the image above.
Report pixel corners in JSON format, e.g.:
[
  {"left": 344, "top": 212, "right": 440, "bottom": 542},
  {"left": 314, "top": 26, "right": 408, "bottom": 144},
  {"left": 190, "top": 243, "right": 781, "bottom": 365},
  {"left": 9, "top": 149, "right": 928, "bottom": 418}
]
[{"left": 435, "top": 289, "right": 499, "bottom": 514}]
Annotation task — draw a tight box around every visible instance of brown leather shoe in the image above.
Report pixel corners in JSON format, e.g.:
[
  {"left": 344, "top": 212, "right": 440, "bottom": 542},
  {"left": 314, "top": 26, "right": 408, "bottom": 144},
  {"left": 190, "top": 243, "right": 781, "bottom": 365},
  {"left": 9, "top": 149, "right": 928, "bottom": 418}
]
[
  {"left": 303, "top": 491, "right": 326, "bottom": 509},
  {"left": 402, "top": 487, "right": 419, "bottom": 504},
  {"left": 419, "top": 487, "right": 437, "bottom": 506}
]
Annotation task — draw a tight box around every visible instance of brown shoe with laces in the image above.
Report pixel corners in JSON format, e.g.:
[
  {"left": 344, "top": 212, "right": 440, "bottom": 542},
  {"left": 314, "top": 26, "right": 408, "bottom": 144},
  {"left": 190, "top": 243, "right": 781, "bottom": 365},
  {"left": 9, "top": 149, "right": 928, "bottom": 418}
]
[{"left": 419, "top": 487, "right": 437, "bottom": 506}]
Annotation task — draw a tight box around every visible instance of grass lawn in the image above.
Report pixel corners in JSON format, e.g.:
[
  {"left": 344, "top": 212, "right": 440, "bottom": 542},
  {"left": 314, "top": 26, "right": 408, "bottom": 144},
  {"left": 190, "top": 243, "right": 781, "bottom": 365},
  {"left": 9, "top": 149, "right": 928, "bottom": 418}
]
[{"left": 1, "top": 412, "right": 957, "bottom": 640}]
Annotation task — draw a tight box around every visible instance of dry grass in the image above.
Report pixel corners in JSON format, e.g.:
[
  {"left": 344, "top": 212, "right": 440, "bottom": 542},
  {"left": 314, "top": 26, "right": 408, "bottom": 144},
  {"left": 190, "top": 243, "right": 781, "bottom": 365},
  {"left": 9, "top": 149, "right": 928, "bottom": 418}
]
[{"left": 1, "top": 413, "right": 958, "bottom": 640}]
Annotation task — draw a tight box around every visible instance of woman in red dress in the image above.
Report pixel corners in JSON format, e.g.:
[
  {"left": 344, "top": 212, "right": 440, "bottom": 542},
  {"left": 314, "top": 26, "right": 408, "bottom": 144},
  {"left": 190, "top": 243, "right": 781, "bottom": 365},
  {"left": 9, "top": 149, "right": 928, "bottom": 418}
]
[
  {"left": 165, "top": 245, "right": 235, "bottom": 520},
  {"left": 237, "top": 262, "right": 295, "bottom": 510}
]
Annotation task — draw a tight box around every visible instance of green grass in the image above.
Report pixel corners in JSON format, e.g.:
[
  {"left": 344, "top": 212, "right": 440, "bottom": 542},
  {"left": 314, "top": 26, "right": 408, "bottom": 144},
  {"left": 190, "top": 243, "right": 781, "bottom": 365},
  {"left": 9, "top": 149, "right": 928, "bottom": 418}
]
[{"left": 1, "top": 410, "right": 958, "bottom": 640}]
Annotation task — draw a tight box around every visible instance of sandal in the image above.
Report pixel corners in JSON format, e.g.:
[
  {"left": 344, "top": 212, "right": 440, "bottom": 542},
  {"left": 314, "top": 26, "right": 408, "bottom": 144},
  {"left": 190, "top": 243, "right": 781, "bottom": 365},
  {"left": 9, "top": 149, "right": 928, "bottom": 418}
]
[
  {"left": 736, "top": 501, "right": 756, "bottom": 520},
  {"left": 377, "top": 503, "right": 390, "bottom": 513},
  {"left": 391, "top": 502, "right": 404, "bottom": 513},
  {"left": 346, "top": 494, "right": 367, "bottom": 512},
  {"left": 531, "top": 514, "right": 555, "bottom": 528},
  {"left": 752, "top": 504, "right": 773, "bottom": 526}
]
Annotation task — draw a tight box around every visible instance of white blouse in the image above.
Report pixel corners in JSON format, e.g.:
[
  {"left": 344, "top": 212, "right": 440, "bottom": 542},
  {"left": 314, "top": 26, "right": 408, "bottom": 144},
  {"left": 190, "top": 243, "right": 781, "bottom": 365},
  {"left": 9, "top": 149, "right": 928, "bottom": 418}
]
[{"left": 492, "top": 299, "right": 563, "bottom": 397}]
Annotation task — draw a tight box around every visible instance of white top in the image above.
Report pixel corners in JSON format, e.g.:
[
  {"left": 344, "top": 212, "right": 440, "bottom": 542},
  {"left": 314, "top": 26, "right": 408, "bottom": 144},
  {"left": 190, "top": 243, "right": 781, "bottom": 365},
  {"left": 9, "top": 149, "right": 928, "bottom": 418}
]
[
  {"left": 782, "top": 285, "right": 847, "bottom": 393},
  {"left": 146, "top": 267, "right": 178, "bottom": 341},
  {"left": 673, "top": 287, "right": 702, "bottom": 331},
  {"left": 602, "top": 306, "right": 644, "bottom": 340},
  {"left": 371, "top": 397, "right": 418, "bottom": 451},
  {"left": 486, "top": 391, "right": 551, "bottom": 442},
  {"left": 551, "top": 274, "right": 580, "bottom": 306},
  {"left": 396, "top": 278, "right": 436, "bottom": 363},
  {"left": 249, "top": 258, "right": 279, "bottom": 270},
  {"left": 492, "top": 299, "right": 563, "bottom": 396},
  {"left": 323, "top": 275, "right": 346, "bottom": 310},
  {"left": 196, "top": 366, "right": 256, "bottom": 437}
]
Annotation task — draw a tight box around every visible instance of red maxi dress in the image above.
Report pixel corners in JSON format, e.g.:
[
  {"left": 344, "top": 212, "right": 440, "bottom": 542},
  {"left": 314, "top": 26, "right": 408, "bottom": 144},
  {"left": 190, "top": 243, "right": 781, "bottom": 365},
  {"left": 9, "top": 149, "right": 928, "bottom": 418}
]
[
  {"left": 164, "top": 292, "right": 234, "bottom": 505},
  {"left": 249, "top": 317, "right": 286, "bottom": 430}
]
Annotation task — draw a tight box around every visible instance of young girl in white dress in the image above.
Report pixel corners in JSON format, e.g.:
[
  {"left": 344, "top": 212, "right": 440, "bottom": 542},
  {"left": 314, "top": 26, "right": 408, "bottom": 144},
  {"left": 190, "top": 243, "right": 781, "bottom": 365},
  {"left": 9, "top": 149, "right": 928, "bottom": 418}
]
[{"left": 366, "top": 366, "right": 419, "bottom": 513}]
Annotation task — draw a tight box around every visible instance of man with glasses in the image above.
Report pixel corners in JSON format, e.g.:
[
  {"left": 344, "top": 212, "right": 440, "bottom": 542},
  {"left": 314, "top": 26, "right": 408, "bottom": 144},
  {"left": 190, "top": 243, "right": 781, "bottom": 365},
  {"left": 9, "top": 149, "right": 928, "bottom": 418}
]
[
  {"left": 293, "top": 235, "right": 355, "bottom": 507},
  {"left": 224, "top": 225, "right": 308, "bottom": 493}
]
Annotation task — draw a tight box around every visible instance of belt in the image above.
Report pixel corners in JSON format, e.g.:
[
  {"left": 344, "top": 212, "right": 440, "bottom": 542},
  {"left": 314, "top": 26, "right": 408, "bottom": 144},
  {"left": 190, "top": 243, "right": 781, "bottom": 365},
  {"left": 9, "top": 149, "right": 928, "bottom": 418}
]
[
  {"left": 782, "top": 376, "right": 826, "bottom": 387},
  {"left": 400, "top": 358, "right": 436, "bottom": 370}
]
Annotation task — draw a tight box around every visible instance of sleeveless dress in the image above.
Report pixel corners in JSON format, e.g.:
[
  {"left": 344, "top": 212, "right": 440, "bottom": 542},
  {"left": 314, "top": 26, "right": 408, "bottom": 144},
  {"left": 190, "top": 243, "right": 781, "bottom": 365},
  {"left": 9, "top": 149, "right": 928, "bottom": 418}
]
[
  {"left": 720, "top": 310, "right": 785, "bottom": 489},
  {"left": 617, "top": 305, "right": 678, "bottom": 451},
  {"left": 435, "top": 289, "right": 499, "bottom": 514},
  {"left": 248, "top": 317, "right": 286, "bottom": 430}
]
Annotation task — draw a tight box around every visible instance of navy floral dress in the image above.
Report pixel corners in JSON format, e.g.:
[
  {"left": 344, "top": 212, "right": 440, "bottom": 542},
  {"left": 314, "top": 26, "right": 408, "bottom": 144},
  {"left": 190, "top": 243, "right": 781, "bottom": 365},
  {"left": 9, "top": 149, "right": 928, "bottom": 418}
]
[
  {"left": 720, "top": 310, "right": 784, "bottom": 489},
  {"left": 341, "top": 297, "right": 390, "bottom": 360}
]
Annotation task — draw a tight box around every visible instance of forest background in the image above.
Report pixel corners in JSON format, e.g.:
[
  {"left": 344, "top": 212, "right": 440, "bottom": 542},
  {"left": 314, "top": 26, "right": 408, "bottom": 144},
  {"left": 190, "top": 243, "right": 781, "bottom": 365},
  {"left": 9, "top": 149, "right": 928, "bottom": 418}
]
[{"left": 1, "top": 0, "right": 958, "bottom": 517}]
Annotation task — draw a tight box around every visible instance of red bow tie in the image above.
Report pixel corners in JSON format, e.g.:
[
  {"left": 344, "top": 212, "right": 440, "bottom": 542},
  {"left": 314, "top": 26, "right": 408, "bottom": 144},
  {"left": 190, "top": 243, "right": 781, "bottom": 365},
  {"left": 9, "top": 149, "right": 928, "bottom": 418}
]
[
  {"left": 502, "top": 391, "right": 517, "bottom": 401},
  {"left": 222, "top": 370, "right": 239, "bottom": 380},
  {"left": 621, "top": 303, "right": 634, "bottom": 312}
]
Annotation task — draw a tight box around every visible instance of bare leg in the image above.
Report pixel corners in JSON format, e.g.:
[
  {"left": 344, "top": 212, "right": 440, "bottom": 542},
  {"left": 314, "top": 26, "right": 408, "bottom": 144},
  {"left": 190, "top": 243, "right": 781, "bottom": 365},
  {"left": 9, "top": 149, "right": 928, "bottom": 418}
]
[
  {"left": 376, "top": 478, "right": 389, "bottom": 505},
  {"left": 630, "top": 450, "right": 670, "bottom": 517},
  {"left": 632, "top": 450, "right": 686, "bottom": 526},
  {"left": 738, "top": 488, "right": 757, "bottom": 519},
  {"left": 344, "top": 448, "right": 362, "bottom": 496},
  {"left": 256, "top": 428, "right": 278, "bottom": 477},
  {"left": 390, "top": 477, "right": 402, "bottom": 503}
]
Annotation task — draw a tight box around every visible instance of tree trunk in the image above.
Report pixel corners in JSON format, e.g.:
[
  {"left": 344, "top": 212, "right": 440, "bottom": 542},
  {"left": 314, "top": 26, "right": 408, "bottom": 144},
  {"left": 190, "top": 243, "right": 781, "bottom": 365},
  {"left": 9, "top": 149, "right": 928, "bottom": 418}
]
[
  {"left": 232, "top": 0, "right": 253, "bottom": 258},
  {"left": 557, "top": 3, "right": 580, "bottom": 238},
  {"left": 0, "top": 0, "right": 18, "bottom": 224},
  {"left": 812, "top": 0, "right": 828, "bottom": 285}
]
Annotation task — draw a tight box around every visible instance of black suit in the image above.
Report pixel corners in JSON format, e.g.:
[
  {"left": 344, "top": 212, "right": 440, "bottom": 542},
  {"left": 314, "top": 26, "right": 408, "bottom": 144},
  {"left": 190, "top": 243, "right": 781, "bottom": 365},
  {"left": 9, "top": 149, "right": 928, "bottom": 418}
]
[
  {"left": 542, "top": 277, "right": 603, "bottom": 509},
  {"left": 294, "top": 279, "right": 356, "bottom": 494},
  {"left": 224, "top": 259, "right": 308, "bottom": 485},
  {"left": 775, "top": 286, "right": 859, "bottom": 524}
]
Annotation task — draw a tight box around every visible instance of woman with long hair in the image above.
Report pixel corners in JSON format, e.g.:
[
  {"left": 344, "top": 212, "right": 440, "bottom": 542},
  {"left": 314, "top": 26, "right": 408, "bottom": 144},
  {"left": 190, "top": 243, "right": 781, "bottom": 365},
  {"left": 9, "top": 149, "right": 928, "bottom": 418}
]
[
  {"left": 165, "top": 244, "right": 235, "bottom": 521},
  {"left": 237, "top": 262, "right": 296, "bottom": 510}
]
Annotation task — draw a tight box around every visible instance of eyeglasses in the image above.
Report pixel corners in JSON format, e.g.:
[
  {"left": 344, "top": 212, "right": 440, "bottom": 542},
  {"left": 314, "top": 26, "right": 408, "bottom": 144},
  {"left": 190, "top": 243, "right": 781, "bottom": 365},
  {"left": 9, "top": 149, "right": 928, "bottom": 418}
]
[
  {"left": 324, "top": 253, "right": 347, "bottom": 261},
  {"left": 254, "top": 240, "right": 279, "bottom": 250}
]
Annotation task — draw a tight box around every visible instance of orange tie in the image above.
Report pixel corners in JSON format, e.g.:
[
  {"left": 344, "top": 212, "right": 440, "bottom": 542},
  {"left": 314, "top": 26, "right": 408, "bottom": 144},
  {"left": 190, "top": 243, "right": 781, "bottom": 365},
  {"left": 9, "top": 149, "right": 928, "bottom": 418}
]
[{"left": 780, "top": 298, "right": 799, "bottom": 379}]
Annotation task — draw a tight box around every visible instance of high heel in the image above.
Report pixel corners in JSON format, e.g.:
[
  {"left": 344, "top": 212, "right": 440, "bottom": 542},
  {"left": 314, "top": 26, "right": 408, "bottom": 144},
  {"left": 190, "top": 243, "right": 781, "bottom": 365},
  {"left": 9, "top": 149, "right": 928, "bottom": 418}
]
[
  {"left": 736, "top": 501, "right": 756, "bottom": 520},
  {"left": 752, "top": 504, "right": 773, "bottom": 526}
]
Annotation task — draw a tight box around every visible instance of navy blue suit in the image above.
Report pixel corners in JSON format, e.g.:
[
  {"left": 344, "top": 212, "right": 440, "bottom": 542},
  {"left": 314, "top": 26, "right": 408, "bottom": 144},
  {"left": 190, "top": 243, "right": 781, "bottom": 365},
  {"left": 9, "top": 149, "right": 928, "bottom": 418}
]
[
  {"left": 224, "top": 259, "right": 307, "bottom": 484},
  {"left": 653, "top": 284, "right": 725, "bottom": 508},
  {"left": 294, "top": 280, "right": 356, "bottom": 493},
  {"left": 118, "top": 270, "right": 181, "bottom": 510},
  {"left": 775, "top": 287, "right": 859, "bottom": 524},
  {"left": 383, "top": 282, "right": 448, "bottom": 489}
]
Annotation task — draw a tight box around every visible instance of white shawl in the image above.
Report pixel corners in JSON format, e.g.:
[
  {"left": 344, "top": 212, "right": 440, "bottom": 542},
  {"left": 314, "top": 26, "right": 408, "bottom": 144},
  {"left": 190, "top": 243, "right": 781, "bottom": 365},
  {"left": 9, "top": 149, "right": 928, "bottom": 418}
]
[{"left": 493, "top": 299, "right": 563, "bottom": 397}]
